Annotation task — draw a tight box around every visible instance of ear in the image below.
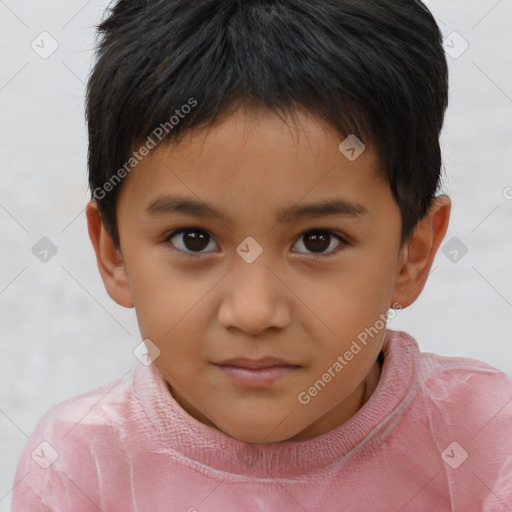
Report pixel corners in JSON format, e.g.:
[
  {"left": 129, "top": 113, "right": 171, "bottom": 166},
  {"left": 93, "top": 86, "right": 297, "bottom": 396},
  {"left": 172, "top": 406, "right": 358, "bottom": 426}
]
[
  {"left": 391, "top": 195, "right": 451, "bottom": 308},
  {"left": 85, "top": 200, "right": 134, "bottom": 308}
]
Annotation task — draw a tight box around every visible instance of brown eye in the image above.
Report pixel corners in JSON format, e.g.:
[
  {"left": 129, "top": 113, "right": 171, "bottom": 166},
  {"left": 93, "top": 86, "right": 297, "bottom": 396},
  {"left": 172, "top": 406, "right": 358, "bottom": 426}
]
[
  {"left": 167, "top": 229, "right": 218, "bottom": 254},
  {"left": 304, "top": 231, "right": 330, "bottom": 252},
  {"left": 292, "top": 230, "right": 345, "bottom": 256}
]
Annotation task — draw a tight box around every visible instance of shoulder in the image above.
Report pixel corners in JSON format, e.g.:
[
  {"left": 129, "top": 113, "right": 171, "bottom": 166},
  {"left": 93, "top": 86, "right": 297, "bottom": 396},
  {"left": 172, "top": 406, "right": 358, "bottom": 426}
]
[
  {"left": 386, "top": 329, "right": 511, "bottom": 446},
  {"left": 415, "top": 344, "right": 512, "bottom": 445},
  {"left": 412, "top": 336, "right": 512, "bottom": 401},
  {"left": 386, "top": 328, "right": 512, "bottom": 396},
  {"left": 36, "top": 369, "right": 136, "bottom": 439},
  {"left": 15, "top": 370, "right": 140, "bottom": 469},
  {"left": 11, "top": 370, "right": 140, "bottom": 510},
  {"left": 385, "top": 330, "right": 512, "bottom": 509},
  {"left": 410, "top": 334, "right": 512, "bottom": 506}
]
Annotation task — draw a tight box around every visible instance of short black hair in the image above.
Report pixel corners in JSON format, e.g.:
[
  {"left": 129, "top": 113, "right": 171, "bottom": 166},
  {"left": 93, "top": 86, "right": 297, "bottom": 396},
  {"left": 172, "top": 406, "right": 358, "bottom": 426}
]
[{"left": 86, "top": 0, "right": 449, "bottom": 249}]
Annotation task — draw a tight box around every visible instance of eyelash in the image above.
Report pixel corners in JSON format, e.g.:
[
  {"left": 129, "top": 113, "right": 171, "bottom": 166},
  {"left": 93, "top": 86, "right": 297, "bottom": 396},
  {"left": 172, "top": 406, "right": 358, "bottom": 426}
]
[{"left": 163, "top": 228, "right": 348, "bottom": 258}]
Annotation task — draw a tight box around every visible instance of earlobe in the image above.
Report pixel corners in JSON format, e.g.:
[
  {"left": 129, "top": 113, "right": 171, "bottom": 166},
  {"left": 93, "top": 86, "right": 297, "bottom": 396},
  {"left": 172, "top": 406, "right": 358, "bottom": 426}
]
[
  {"left": 391, "top": 195, "right": 451, "bottom": 308},
  {"left": 85, "top": 201, "right": 134, "bottom": 308}
]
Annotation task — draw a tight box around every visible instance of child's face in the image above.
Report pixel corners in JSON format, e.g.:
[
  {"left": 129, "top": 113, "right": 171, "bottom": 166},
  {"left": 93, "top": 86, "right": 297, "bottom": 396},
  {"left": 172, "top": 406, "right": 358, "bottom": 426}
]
[{"left": 108, "top": 106, "right": 410, "bottom": 443}]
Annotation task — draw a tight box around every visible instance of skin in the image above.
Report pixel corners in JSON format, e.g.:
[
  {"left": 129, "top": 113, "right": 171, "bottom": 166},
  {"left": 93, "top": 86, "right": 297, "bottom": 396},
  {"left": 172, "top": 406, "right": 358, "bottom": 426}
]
[{"left": 86, "top": 104, "right": 450, "bottom": 444}]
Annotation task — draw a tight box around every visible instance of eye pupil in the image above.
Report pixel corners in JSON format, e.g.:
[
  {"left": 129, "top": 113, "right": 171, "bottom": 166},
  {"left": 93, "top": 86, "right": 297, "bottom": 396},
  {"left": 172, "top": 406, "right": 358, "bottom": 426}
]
[
  {"left": 304, "top": 231, "right": 330, "bottom": 252},
  {"left": 171, "top": 229, "right": 342, "bottom": 256},
  {"left": 183, "top": 230, "right": 209, "bottom": 251}
]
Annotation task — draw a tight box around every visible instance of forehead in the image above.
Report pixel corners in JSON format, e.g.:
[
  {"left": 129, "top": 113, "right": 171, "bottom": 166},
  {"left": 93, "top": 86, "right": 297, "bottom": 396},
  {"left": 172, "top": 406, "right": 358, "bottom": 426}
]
[
  {"left": 163, "top": 104, "right": 379, "bottom": 167},
  {"left": 118, "top": 105, "right": 390, "bottom": 222}
]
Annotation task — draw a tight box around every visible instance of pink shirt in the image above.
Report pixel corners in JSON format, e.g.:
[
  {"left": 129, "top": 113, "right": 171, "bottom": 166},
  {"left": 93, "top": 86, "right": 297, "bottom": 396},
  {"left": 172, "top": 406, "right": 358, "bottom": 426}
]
[{"left": 12, "top": 330, "right": 512, "bottom": 511}]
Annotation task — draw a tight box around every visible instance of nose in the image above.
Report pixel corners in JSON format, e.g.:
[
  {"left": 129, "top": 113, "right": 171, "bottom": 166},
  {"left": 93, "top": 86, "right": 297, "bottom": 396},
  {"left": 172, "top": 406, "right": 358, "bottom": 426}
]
[{"left": 217, "top": 259, "right": 291, "bottom": 337}]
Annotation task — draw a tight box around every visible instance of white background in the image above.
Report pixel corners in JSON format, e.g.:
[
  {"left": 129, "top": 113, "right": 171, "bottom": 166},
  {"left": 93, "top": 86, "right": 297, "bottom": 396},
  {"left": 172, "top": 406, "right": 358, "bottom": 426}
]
[{"left": 1, "top": 0, "right": 511, "bottom": 507}]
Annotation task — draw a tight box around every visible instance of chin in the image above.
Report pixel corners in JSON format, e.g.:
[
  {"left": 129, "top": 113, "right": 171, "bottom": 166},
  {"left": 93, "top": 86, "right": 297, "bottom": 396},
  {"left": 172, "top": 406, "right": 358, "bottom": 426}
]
[{"left": 230, "top": 430, "right": 292, "bottom": 445}]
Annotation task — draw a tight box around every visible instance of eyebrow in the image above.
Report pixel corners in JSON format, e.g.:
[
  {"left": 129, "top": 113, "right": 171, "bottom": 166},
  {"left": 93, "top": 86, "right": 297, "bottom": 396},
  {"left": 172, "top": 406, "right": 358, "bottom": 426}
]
[{"left": 145, "top": 195, "right": 368, "bottom": 225}]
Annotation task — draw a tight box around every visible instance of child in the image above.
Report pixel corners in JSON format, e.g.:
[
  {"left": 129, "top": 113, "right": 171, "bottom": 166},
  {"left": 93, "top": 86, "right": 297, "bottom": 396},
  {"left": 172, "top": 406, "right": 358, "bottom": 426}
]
[{"left": 12, "top": 0, "right": 512, "bottom": 510}]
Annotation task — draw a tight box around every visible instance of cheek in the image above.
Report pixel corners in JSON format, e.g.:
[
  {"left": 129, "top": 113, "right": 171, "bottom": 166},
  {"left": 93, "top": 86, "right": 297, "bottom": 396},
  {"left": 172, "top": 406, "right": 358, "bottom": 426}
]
[
  {"left": 123, "top": 245, "right": 197, "bottom": 329},
  {"left": 129, "top": 275, "right": 213, "bottom": 367},
  {"left": 349, "top": 239, "right": 400, "bottom": 307},
  {"left": 295, "top": 254, "right": 397, "bottom": 343}
]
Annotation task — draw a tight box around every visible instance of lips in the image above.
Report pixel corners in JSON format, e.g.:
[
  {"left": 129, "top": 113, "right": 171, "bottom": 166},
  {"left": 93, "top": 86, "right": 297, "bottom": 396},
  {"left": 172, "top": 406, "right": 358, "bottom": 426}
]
[
  {"left": 213, "top": 357, "right": 301, "bottom": 388},
  {"left": 214, "top": 356, "right": 300, "bottom": 369}
]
